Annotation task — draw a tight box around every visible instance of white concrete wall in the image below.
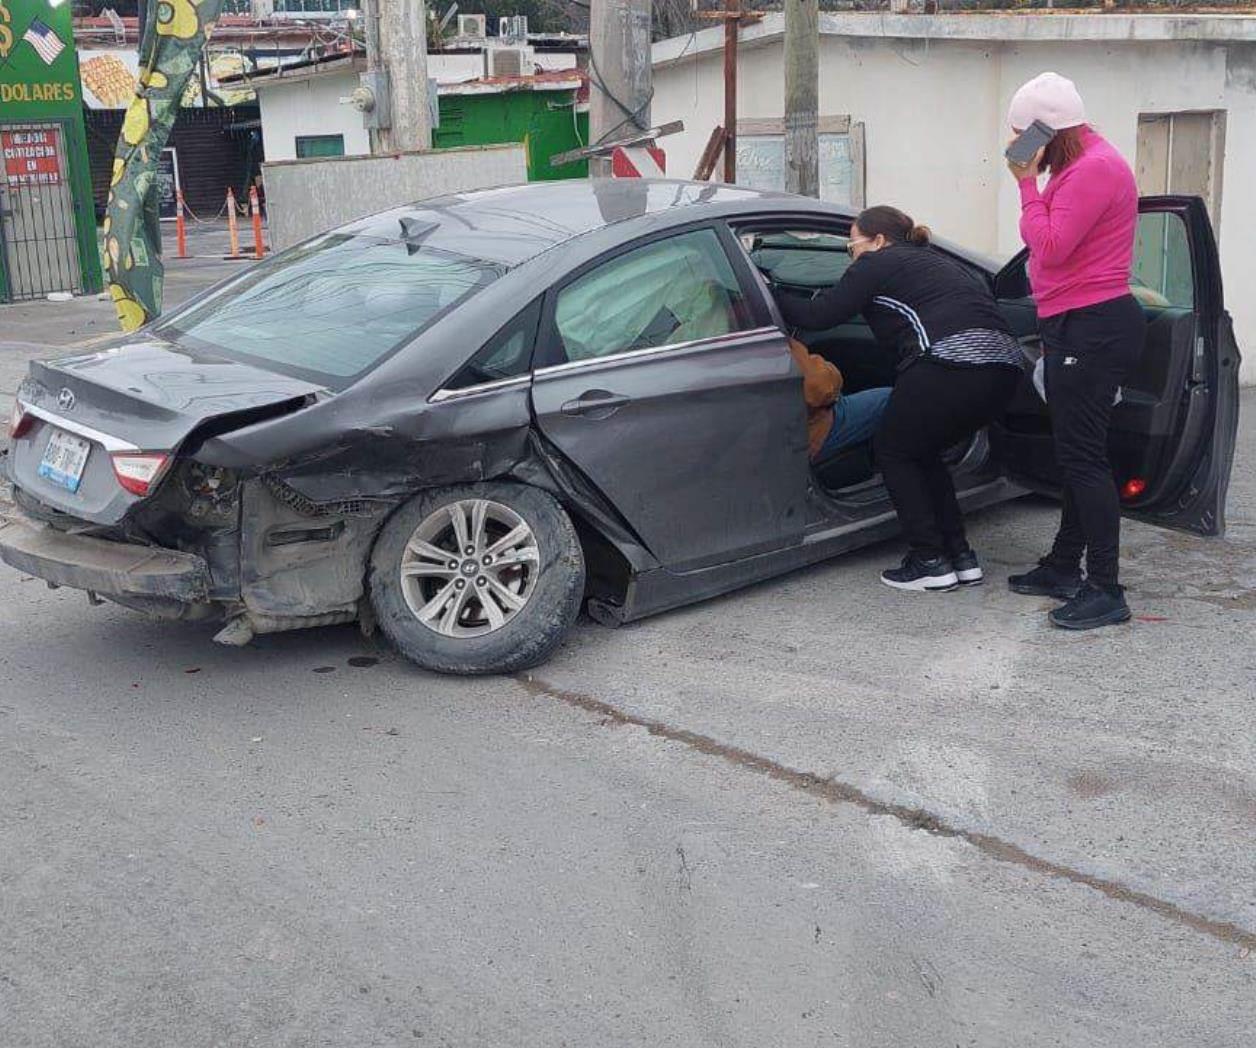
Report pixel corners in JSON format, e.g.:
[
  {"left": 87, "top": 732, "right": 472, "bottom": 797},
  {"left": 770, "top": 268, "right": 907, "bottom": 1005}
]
[
  {"left": 534, "top": 52, "right": 578, "bottom": 72},
  {"left": 262, "top": 144, "right": 527, "bottom": 251},
  {"left": 256, "top": 71, "right": 370, "bottom": 162},
  {"left": 429, "top": 53, "right": 485, "bottom": 83},
  {"left": 653, "top": 31, "right": 1256, "bottom": 383}
]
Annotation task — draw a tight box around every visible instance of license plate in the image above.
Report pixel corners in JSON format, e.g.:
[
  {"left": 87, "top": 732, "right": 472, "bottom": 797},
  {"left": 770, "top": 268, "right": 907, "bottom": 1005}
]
[{"left": 37, "top": 428, "right": 92, "bottom": 493}]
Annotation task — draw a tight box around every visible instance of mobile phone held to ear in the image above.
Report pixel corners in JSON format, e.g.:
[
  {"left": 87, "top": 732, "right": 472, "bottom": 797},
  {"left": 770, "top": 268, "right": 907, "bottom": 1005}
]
[{"left": 1005, "top": 120, "right": 1057, "bottom": 166}]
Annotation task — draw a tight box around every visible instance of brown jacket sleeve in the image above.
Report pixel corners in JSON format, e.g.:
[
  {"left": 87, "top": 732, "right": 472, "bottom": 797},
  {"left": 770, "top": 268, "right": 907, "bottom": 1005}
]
[{"left": 788, "top": 337, "right": 843, "bottom": 408}]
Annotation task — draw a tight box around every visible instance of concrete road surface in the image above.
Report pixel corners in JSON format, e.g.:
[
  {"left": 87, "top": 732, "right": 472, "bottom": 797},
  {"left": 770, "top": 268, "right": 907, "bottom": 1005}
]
[{"left": 0, "top": 258, "right": 1253, "bottom": 1045}]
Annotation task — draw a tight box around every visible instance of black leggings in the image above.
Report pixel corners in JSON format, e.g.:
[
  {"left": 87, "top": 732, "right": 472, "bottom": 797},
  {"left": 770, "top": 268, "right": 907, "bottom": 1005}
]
[
  {"left": 874, "top": 359, "right": 1022, "bottom": 559},
  {"left": 1040, "top": 295, "right": 1146, "bottom": 588}
]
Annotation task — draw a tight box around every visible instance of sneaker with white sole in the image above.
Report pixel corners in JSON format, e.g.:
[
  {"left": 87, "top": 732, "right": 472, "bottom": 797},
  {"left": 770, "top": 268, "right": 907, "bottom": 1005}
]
[
  {"left": 950, "top": 548, "right": 984, "bottom": 586},
  {"left": 881, "top": 553, "right": 959, "bottom": 593}
]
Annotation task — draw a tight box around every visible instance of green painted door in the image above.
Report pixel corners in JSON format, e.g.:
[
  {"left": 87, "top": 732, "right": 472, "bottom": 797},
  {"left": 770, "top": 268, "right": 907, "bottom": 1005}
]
[
  {"left": 0, "top": 120, "right": 83, "bottom": 298},
  {"left": 0, "top": 0, "right": 102, "bottom": 301}
]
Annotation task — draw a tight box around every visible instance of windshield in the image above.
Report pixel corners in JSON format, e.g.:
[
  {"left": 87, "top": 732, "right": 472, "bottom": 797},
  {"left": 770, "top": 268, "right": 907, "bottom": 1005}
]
[{"left": 157, "top": 233, "right": 502, "bottom": 386}]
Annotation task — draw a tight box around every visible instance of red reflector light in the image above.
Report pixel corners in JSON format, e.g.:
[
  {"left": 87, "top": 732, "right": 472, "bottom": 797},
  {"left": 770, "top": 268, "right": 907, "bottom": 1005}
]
[
  {"left": 1121, "top": 477, "right": 1147, "bottom": 501},
  {"left": 9, "top": 402, "right": 33, "bottom": 440},
  {"left": 110, "top": 452, "right": 170, "bottom": 497}
]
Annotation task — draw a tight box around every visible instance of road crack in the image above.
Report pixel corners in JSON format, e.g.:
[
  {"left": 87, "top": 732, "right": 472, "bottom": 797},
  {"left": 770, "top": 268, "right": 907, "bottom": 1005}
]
[{"left": 517, "top": 674, "right": 1256, "bottom": 951}]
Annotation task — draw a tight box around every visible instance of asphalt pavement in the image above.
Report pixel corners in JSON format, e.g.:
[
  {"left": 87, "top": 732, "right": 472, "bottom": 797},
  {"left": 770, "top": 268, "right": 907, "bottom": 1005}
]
[{"left": 0, "top": 253, "right": 1253, "bottom": 1046}]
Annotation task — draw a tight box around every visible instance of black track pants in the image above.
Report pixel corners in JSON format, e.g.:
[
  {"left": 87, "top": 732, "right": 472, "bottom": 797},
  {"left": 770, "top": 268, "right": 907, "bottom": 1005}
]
[
  {"left": 874, "top": 359, "right": 1022, "bottom": 560},
  {"left": 1040, "top": 295, "right": 1146, "bottom": 588}
]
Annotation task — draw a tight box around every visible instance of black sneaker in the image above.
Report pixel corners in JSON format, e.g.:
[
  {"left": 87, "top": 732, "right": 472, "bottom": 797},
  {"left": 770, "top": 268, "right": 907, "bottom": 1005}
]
[
  {"left": 1008, "top": 560, "right": 1083, "bottom": 600},
  {"left": 881, "top": 553, "right": 959, "bottom": 593},
  {"left": 950, "top": 548, "right": 984, "bottom": 587},
  {"left": 1049, "top": 582, "right": 1131, "bottom": 630}
]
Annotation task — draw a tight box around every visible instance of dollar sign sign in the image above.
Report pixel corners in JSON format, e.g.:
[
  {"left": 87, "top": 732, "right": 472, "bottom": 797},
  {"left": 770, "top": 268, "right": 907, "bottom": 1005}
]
[{"left": 0, "top": 3, "right": 12, "bottom": 63}]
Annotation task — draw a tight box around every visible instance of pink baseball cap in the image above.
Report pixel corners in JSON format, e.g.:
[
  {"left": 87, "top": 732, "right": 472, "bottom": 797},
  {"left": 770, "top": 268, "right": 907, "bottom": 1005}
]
[{"left": 1008, "top": 72, "right": 1087, "bottom": 131}]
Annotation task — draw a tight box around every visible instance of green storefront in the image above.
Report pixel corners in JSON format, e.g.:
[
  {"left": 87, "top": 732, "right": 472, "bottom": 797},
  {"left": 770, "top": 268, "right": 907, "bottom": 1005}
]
[
  {"left": 434, "top": 81, "right": 589, "bottom": 182},
  {"left": 0, "top": 0, "right": 102, "bottom": 301}
]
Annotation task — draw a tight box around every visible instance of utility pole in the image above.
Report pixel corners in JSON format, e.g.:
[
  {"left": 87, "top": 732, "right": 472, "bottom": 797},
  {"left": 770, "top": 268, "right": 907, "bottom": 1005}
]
[
  {"left": 696, "top": 1, "right": 759, "bottom": 183},
  {"left": 588, "top": 0, "right": 653, "bottom": 176},
  {"left": 723, "top": 0, "right": 738, "bottom": 183},
  {"left": 783, "top": 0, "right": 819, "bottom": 196},
  {"left": 362, "top": 0, "right": 432, "bottom": 154}
]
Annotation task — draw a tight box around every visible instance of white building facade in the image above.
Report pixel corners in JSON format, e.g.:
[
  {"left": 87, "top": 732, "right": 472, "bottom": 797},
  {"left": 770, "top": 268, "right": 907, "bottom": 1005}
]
[{"left": 653, "top": 13, "right": 1256, "bottom": 383}]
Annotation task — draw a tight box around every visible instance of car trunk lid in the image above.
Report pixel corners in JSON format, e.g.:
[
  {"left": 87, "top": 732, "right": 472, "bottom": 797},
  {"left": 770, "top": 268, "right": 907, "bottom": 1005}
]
[{"left": 9, "top": 338, "right": 324, "bottom": 525}]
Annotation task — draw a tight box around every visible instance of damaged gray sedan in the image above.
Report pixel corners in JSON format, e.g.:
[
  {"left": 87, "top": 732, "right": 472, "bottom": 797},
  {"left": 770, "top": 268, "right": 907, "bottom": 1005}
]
[{"left": 0, "top": 181, "right": 1238, "bottom": 673}]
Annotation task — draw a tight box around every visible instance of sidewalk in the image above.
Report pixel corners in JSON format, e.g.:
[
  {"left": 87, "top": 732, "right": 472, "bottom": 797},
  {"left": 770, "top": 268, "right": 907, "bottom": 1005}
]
[{"left": 0, "top": 221, "right": 256, "bottom": 424}]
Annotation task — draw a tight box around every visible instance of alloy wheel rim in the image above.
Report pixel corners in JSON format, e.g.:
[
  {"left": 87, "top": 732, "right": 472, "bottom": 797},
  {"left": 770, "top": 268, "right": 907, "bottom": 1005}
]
[{"left": 399, "top": 499, "right": 541, "bottom": 638}]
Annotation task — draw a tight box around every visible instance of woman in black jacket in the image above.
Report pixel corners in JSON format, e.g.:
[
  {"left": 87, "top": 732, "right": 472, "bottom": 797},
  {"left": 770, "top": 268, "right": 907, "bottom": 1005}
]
[{"left": 778, "top": 206, "right": 1024, "bottom": 592}]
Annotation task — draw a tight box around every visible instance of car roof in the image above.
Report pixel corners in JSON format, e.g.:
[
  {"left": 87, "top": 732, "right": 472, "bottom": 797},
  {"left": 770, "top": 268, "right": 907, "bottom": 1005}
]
[{"left": 334, "top": 179, "right": 834, "bottom": 267}]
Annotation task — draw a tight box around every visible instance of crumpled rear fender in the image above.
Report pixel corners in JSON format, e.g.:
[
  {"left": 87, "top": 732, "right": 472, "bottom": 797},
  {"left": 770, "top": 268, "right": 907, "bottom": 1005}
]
[{"left": 193, "top": 382, "right": 658, "bottom": 619}]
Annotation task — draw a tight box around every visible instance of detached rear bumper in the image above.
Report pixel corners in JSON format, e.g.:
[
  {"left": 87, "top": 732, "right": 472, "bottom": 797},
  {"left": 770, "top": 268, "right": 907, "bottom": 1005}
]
[{"left": 0, "top": 509, "right": 210, "bottom": 602}]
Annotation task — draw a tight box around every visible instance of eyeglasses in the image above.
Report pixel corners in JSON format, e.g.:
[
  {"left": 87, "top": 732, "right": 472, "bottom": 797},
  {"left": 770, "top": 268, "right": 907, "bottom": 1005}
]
[{"left": 846, "top": 236, "right": 873, "bottom": 257}]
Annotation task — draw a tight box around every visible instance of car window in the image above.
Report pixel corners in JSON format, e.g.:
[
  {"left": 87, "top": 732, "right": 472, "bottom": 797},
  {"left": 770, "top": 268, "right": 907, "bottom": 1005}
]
[
  {"left": 745, "top": 230, "right": 852, "bottom": 289},
  {"left": 997, "top": 210, "right": 1197, "bottom": 309},
  {"left": 444, "top": 299, "right": 541, "bottom": 391},
  {"left": 158, "top": 233, "right": 502, "bottom": 386},
  {"left": 553, "top": 228, "right": 750, "bottom": 363},
  {"left": 1132, "top": 211, "right": 1194, "bottom": 309}
]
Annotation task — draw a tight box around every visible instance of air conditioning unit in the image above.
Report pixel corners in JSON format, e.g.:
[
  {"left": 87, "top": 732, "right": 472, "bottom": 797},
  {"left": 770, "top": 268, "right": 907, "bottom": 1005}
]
[
  {"left": 498, "top": 15, "right": 528, "bottom": 43},
  {"left": 457, "top": 14, "right": 487, "bottom": 39},
  {"left": 485, "top": 46, "right": 533, "bottom": 78}
]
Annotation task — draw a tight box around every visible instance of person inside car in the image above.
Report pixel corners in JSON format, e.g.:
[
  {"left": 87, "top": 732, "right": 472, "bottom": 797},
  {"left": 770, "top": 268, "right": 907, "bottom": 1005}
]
[
  {"left": 776, "top": 206, "right": 1024, "bottom": 593},
  {"left": 789, "top": 337, "right": 892, "bottom": 464}
]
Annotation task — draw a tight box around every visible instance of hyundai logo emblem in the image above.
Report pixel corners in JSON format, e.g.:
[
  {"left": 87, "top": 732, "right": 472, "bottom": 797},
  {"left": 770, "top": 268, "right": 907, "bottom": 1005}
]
[{"left": 56, "top": 388, "right": 76, "bottom": 411}]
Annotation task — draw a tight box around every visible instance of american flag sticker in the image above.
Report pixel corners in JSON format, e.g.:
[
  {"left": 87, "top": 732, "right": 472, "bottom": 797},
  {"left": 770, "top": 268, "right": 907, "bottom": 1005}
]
[{"left": 23, "top": 20, "right": 66, "bottom": 66}]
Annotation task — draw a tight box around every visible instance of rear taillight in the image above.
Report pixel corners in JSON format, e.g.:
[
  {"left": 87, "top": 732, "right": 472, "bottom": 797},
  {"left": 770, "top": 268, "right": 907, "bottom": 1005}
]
[
  {"left": 1120, "top": 477, "right": 1148, "bottom": 501},
  {"left": 9, "top": 402, "right": 33, "bottom": 440},
  {"left": 110, "top": 452, "right": 170, "bottom": 497}
]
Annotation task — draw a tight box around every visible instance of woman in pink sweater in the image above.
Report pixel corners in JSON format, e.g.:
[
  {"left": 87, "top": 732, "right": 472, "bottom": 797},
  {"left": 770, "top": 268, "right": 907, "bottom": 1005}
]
[{"left": 1004, "top": 72, "right": 1144, "bottom": 630}]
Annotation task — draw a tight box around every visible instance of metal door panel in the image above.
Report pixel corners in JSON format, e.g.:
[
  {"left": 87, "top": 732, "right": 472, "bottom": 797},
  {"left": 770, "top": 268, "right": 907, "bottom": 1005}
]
[
  {"left": 532, "top": 328, "right": 810, "bottom": 572},
  {"left": 0, "top": 121, "right": 82, "bottom": 301}
]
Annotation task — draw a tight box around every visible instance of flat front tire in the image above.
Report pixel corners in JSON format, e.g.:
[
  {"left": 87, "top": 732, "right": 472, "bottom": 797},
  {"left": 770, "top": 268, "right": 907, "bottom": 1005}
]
[{"left": 368, "top": 483, "right": 585, "bottom": 675}]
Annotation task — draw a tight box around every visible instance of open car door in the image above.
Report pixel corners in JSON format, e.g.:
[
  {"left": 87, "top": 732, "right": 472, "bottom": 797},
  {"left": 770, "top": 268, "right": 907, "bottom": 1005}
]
[{"left": 992, "top": 195, "right": 1241, "bottom": 536}]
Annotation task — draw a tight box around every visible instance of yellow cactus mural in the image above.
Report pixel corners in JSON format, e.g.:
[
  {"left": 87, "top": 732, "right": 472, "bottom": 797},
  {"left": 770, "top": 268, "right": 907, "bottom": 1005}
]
[
  {"left": 107, "top": 0, "right": 226, "bottom": 330},
  {"left": 109, "top": 284, "right": 147, "bottom": 332},
  {"left": 121, "top": 96, "right": 150, "bottom": 147},
  {"left": 155, "top": 0, "right": 199, "bottom": 41}
]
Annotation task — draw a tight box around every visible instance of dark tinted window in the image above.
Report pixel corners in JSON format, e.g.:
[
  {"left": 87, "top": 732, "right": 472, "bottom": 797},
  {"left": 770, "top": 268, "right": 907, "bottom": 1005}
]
[
  {"left": 745, "top": 230, "right": 853, "bottom": 289},
  {"left": 159, "top": 233, "right": 501, "bottom": 386},
  {"left": 444, "top": 299, "right": 541, "bottom": 390}
]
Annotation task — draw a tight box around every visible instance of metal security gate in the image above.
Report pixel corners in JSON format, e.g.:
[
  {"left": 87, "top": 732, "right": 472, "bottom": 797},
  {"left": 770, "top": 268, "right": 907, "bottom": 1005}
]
[{"left": 0, "top": 121, "right": 84, "bottom": 300}]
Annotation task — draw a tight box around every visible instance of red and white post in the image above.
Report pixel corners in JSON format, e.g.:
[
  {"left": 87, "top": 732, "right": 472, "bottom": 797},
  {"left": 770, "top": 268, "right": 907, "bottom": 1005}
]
[
  {"left": 609, "top": 145, "right": 667, "bottom": 178},
  {"left": 248, "top": 184, "right": 265, "bottom": 260}
]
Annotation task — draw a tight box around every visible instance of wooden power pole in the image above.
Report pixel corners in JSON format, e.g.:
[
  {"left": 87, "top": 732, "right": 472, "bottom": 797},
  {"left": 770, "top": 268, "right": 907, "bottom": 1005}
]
[
  {"left": 588, "top": 0, "right": 653, "bottom": 176},
  {"left": 362, "top": 0, "right": 432, "bottom": 154},
  {"left": 784, "top": 0, "right": 819, "bottom": 197},
  {"left": 696, "top": 2, "right": 762, "bottom": 184},
  {"left": 723, "top": 0, "right": 739, "bottom": 182}
]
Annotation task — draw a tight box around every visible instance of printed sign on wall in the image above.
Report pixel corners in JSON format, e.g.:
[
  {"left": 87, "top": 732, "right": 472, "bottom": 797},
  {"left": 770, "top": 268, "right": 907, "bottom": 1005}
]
[{"left": 2, "top": 127, "right": 62, "bottom": 187}]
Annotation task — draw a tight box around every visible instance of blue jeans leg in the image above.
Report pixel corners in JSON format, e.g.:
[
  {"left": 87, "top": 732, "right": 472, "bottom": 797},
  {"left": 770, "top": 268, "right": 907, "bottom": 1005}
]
[{"left": 817, "top": 387, "right": 893, "bottom": 461}]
